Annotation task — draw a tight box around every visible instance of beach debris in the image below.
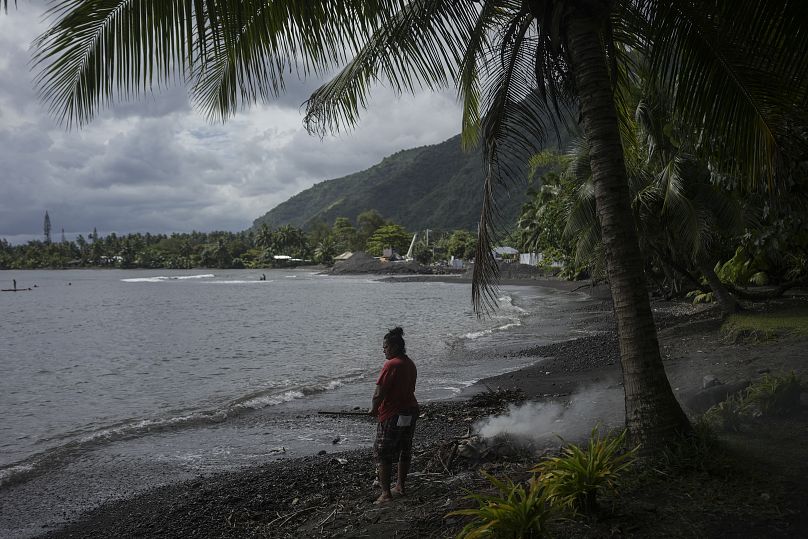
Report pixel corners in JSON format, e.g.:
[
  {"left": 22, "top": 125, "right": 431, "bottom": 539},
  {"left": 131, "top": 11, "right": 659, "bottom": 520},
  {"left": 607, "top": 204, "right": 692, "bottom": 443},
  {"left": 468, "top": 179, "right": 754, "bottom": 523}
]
[
  {"left": 332, "top": 436, "right": 341, "bottom": 444},
  {"left": 456, "top": 436, "right": 483, "bottom": 460},
  {"left": 318, "top": 410, "right": 371, "bottom": 416},
  {"left": 330, "top": 457, "right": 348, "bottom": 465},
  {"left": 468, "top": 387, "right": 526, "bottom": 409},
  {"left": 318, "top": 450, "right": 327, "bottom": 455}
]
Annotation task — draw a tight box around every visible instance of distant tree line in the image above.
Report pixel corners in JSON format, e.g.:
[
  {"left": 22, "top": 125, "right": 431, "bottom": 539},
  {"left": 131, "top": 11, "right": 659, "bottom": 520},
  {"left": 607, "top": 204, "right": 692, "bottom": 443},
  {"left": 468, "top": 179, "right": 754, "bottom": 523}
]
[{"left": 0, "top": 210, "right": 481, "bottom": 270}]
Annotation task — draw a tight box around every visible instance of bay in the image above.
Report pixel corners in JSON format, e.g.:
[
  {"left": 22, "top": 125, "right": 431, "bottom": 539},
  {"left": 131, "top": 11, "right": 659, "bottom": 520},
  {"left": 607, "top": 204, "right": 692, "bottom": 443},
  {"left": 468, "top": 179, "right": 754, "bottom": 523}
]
[{"left": 0, "top": 268, "right": 602, "bottom": 538}]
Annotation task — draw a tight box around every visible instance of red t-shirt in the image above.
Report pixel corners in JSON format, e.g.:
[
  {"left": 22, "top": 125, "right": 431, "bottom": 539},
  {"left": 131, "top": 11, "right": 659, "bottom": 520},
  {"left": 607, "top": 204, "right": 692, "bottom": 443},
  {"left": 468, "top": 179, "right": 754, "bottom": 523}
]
[{"left": 376, "top": 355, "right": 418, "bottom": 422}]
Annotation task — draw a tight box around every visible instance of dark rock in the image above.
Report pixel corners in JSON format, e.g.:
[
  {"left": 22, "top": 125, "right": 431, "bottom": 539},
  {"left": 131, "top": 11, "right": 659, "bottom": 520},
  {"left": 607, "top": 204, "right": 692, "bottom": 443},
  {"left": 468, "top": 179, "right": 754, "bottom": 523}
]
[{"left": 680, "top": 380, "right": 751, "bottom": 414}]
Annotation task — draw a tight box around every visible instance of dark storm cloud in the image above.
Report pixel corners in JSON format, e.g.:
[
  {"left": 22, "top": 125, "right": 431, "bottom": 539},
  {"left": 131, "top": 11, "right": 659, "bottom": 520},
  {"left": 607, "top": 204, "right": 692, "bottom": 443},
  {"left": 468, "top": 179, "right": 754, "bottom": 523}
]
[{"left": 0, "top": 6, "right": 462, "bottom": 243}]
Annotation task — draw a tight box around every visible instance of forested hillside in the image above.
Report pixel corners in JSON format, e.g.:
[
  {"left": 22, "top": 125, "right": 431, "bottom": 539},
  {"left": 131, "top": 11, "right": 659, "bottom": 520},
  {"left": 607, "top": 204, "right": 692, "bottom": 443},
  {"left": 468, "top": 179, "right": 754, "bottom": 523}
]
[{"left": 251, "top": 135, "right": 530, "bottom": 232}]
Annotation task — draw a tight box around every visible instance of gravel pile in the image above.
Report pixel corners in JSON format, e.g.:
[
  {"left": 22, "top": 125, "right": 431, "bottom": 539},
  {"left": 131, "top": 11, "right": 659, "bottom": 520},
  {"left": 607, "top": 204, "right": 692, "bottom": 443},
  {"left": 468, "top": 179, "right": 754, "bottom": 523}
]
[{"left": 329, "top": 252, "right": 434, "bottom": 275}]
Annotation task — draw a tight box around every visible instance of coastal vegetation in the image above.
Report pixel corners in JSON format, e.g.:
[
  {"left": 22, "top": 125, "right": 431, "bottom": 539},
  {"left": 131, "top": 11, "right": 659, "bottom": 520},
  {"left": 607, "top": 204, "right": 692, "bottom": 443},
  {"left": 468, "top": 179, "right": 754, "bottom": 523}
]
[
  {"left": 514, "top": 93, "right": 808, "bottom": 310},
  {"left": 449, "top": 428, "right": 637, "bottom": 537},
  {"left": 0, "top": 213, "right": 476, "bottom": 270}
]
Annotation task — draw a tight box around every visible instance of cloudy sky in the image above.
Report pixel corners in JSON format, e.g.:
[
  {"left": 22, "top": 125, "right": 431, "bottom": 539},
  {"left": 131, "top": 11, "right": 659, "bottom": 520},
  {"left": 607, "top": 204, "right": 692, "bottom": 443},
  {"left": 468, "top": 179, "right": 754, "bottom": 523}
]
[{"left": 0, "top": 3, "right": 463, "bottom": 244}]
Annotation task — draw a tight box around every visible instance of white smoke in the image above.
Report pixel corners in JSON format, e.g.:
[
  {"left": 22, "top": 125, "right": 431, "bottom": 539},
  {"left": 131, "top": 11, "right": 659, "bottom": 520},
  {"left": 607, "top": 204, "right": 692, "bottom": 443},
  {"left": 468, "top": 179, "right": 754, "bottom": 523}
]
[{"left": 475, "top": 383, "right": 624, "bottom": 443}]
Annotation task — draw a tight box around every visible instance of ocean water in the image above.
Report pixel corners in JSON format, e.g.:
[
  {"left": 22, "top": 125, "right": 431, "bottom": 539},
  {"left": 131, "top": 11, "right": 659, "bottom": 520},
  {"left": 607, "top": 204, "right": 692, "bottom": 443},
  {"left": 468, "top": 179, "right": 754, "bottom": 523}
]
[{"left": 0, "top": 268, "right": 604, "bottom": 537}]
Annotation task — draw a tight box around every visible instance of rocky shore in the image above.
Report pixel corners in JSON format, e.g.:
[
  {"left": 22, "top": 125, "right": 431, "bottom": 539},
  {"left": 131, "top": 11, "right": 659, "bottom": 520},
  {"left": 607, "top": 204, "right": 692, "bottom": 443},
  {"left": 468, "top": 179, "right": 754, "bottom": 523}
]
[{"left": 39, "top": 282, "right": 808, "bottom": 538}]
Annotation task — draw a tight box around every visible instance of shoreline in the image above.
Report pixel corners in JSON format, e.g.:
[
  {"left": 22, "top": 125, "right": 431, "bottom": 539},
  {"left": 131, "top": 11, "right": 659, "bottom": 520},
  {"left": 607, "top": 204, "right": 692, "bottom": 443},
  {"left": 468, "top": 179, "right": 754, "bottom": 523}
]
[
  {"left": 27, "top": 282, "right": 808, "bottom": 537},
  {"left": 32, "top": 276, "right": 619, "bottom": 538}
]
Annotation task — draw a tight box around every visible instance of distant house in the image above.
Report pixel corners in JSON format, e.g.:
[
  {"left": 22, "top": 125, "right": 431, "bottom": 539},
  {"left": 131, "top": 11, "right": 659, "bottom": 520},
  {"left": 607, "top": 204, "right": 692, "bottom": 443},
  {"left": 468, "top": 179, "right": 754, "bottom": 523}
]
[
  {"left": 520, "top": 252, "right": 540, "bottom": 266},
  {"left": 492, "top": 246, "right": 519, "bottom": 262},
  {"left": 449, "top": 256, "right": 465, "bottom": 269},
  {"left": 520, "top": 251, "right": 564, "bottom": 268}
]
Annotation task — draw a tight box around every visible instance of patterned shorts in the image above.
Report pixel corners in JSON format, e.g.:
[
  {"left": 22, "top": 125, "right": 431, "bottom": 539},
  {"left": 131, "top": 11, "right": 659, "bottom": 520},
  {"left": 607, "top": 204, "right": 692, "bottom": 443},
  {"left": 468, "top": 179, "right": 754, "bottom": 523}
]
[{"left": 373, "top": 408, "right": 418, "bottom": 465}]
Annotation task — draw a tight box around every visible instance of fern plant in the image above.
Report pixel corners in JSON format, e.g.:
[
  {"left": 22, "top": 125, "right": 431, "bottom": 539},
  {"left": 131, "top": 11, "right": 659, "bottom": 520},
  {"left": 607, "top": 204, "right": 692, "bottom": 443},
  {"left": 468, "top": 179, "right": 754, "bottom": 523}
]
[
  {"left": 531, "top": 427, "right": 638, "bottom": 513},
  {"left": 448, "top": 471, "right": 556, "bottom": 539}
]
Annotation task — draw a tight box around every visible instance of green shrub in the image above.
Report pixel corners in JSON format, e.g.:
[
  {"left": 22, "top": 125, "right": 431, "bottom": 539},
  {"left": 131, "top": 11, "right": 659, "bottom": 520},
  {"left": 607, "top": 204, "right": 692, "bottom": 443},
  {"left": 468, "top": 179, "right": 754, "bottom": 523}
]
[
  {"left": 530, "top": 428, "right": 637, "bottom": 513},
  {"left": 743, "top": 372, "right": 803, "bottom": 416},
  {"left": 703, "top": 396, "right": 745, "bottom": 432},
  {"left": 704, "top": 373, "right": 804, "bottom": 431},
  {"left": 448, "top": 471, "right": 556, "bottom": 538}
]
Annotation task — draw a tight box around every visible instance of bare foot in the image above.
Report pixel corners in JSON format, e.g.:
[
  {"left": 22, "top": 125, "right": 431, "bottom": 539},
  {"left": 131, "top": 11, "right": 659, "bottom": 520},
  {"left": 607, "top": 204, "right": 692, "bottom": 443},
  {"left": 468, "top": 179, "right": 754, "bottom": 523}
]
[
  {"left": 391, "top": 485, "right": 406, "bottom": 497},
  {"left": 374, "top": 493, "right": 393, "bottom": 505}
]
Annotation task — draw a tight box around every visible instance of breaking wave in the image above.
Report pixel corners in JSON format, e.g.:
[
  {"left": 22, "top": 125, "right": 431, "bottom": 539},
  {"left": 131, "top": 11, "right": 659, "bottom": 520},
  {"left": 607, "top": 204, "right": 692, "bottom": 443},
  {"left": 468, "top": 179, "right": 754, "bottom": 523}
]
[
  {"left": 121, "top": 274, "right": 215, "bottom": 283},
  {"left": 0, "top": 372, "right": 364, "bottom": 489},
  {"left": 461, "top": 294, "right": 526, "bottom": 340}
]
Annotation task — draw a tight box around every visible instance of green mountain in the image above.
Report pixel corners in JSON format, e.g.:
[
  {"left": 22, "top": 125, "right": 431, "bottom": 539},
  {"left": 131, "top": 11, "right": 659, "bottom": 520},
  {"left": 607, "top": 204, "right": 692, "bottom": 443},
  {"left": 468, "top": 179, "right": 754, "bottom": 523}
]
[{"left": 251, "top": 135, "right": 531, "bottom": 233}]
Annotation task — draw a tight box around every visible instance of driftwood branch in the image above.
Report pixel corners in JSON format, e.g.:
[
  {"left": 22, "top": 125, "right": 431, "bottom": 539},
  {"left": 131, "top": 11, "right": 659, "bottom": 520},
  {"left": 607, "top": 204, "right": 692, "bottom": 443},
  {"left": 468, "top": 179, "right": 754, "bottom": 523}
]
[
  {"left": 318, "top": 508, "right": 338, "bottom": 527},
  {"left": 267, "top": 506, "right": 318, "bottom": 528},
  {"left": 317, "top": 410, "right": 370, "bottom": 417},
  {"left": 570, "top": 278, "right": 605, "bottom": 293},
  {"left": 727, "top": 280, "right": 806, "bottom": 300}
]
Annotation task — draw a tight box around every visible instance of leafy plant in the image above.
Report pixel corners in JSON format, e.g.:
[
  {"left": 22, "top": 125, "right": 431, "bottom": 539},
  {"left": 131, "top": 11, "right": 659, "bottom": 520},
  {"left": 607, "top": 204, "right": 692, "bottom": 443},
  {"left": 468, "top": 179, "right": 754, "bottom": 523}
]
[
  {"left": 531, "top": 428, "right": 638, "bottom": 513},
  {"left": 704, "top": 373, "right": 805, "bottom": 432},
  {"left": 448, "top": 471, "right": 556, "bottom": 539},
  {"left": 743, "top": 372, "right": 804, "bottom": 416},
  {"left": 716, "top": 247, "right": 759, "bottom": 286},
  {"left": 686, "top": 289, "right": 716, "bottom": 305},
  {"left": 703, "top": 396, "right": 746, "bottom": 432},
  {"left": 749, "top": 271, "right": 770, "bottom": 286}
]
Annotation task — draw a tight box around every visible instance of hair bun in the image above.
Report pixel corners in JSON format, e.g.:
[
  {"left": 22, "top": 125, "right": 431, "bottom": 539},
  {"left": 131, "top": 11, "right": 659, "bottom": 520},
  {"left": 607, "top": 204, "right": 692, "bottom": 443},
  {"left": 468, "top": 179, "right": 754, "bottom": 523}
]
[{"left": 389, "top": 326, "right": 404, "bottom": 337}]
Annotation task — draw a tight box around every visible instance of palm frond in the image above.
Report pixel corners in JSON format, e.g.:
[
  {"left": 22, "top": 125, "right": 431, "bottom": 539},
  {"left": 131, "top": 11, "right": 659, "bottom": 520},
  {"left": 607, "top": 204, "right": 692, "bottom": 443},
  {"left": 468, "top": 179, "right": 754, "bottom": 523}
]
[
  {"left": 473, "top": 8, "right": 536, "bottom": 315},
  {"left": 458, "top": 0, "right": 510, "bottom": 150},
  {"left": 191, "top": 1, "right": 391, "bottom": 122},
  {"left": 304, "top": 0, "right": 478, "bottom": 136},
  {"left": 34, "top": 0, "right": 196, "bottom": 127},
  {"left": 33, "top": 0, "right": 399, "bottom": 126},
  {"left": 641, "top": 0, "right": 808, "bottom": 186}
]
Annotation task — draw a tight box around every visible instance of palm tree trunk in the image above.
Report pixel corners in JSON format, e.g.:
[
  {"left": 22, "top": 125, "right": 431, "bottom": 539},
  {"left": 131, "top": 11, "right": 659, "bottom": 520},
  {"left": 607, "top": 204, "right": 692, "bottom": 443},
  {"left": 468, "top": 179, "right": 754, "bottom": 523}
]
[{"left": 566, "top": 15, "right": 691, "bottom": 450}]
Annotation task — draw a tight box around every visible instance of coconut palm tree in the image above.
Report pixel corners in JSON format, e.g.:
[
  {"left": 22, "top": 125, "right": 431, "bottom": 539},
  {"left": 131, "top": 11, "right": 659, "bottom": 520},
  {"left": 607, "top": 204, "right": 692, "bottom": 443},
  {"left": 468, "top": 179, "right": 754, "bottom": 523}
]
[{"left": 28, "top": 0, "right": 808, "bottom": 450}]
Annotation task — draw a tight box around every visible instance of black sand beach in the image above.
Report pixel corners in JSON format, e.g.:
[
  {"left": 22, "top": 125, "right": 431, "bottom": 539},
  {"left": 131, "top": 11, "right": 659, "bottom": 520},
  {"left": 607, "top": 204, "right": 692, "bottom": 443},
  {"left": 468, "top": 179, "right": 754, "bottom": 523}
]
[{"left": 31, "top": 278, "right": 808, "bottom": 538}]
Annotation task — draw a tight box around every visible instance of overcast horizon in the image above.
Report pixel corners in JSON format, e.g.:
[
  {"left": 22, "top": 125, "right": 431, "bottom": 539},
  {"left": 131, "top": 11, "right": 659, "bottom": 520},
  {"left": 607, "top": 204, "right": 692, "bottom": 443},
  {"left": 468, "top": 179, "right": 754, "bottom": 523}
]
[{"left": 0, "top": 3, "right": 464, "bottom": 245}]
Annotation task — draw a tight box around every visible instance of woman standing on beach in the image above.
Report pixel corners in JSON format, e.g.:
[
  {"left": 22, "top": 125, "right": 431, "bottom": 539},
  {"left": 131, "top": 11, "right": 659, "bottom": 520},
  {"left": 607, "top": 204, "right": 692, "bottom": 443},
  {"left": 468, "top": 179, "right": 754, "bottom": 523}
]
[{"left": 369, "top": 327, "right": 419, "bottom": 504}]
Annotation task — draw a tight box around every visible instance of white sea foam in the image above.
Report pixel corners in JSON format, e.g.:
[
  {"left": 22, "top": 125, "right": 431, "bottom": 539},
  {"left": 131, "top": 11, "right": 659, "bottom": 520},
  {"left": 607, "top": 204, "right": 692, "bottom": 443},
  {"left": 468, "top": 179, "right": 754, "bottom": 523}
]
[
  {"left": 0, "top": 463, "right": 35, "bottom": 487},
  {"left": 121, "top": 274, "right": 214, "bottom": 283},
  {"left": 498, "top": 294, "right": 527, "bottom": 314},
  {"left": 462, "top": 320, "right": 523, "bottom": 340},
  {"left": 237, "top": 390, "right": 306, "bottom": 410}
]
